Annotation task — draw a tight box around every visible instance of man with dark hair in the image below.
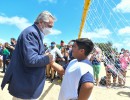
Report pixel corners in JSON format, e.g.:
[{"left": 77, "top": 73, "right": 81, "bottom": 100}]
[
  {"left": 10, "top": 38, "right": 17, "bottom": 46},
  {"left": 50, "top": 38, "right": 94, "bottom": 100},
  {"left": 8, "top": 38, "right": 17, "bottom": 59},
  {"left": 59, "top": 40, "right": 64, "bottom": 50},
  {"left": 45, "top": 41, "right": 64, "bottom": 82},
  {"left": 44, "top": 43, "right": 48, "bottom": 51},
  {"left": 120, "top": 48, "right": 125, "bottom": 54}
]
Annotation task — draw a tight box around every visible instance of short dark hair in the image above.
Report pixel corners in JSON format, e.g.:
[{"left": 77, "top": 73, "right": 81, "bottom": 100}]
[
  {"left": 72, "top": 38, "right": 94, "bottom": 56},
  {"left": 61, "top": 40, "right": 64, "bottom": 43},
  {"left": 121, "top": 48, "right": 125, "bottom": 51},
  {"left": 11, "top": 38, "right": 16, "bottom": 41}
]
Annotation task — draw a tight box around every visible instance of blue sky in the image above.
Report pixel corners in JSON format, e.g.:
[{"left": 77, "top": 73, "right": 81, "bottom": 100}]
[{"left": 0, "top": 0, "right": 130, "bottom": 52}]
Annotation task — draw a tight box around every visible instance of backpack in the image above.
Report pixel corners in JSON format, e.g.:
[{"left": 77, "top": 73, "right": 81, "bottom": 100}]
[{"left": 99, "top": 76, "right": 106, "bottom": 86}]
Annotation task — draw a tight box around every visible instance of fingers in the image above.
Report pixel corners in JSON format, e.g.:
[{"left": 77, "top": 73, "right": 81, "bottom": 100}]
[
  {"left": 45, "top": 52, "right": 50, "bottom": 56},
  {"left": 47, "top": 54, "right": 54, "bottom": 63},
  {"left": 62, "top": 58, "right": 65, "bottom": 61}
]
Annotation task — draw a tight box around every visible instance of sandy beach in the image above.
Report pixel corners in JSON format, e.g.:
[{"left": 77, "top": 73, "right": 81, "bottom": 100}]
[{"left": 0, "top": 63, "right": 130, "bottom": 100}]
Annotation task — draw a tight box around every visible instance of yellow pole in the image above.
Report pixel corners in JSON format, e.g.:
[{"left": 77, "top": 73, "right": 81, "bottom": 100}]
[{"left": 78, "top": 0, "right": 91, "bottom": 39}]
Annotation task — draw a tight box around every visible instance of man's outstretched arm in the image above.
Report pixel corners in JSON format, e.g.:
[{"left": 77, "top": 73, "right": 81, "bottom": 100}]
[{"left": 50, "top": 62, "right": 65, "bottom": 75}]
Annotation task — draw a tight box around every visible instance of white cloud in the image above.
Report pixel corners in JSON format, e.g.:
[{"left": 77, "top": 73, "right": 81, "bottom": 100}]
[
  {"left": 113, "top": 0, "right": 130, "bottom": 13},
  {"left": 0, "top": 38, "right": 7, "bottom": 43},
  {"left": 113, "top": 43, "right": 122, "bottom": 48},
  {"left": 81, "top": 28, "right": 111, "bottom": 39},
  {"left": 113, "top": 38, "right": 130, "bottom": 51},
  {"left": 126, "top": 43, "right": 130, "bottom": 47},
  {"left": 0, "top": 15, "right": 61, "bottom": 36},
  {"left": 38, "top": 0, "right": 57, "bottom": 3},
  {"left": 50, "top": 29, "right": 61, "bottom": 35},
  {"left": 118, "top": 26, "right": 130, "bottom": 35},
  {"left": 123, "top": 38, "right": 130, "bottom": 46},
  {"left": 0, "top": 16, "right": 31, "bottom": 30}
]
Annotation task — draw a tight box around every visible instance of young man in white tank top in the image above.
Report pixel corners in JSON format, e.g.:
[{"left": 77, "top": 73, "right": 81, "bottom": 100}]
[{"left": 50, "top": 38, "right": 94, "bottom": 100}]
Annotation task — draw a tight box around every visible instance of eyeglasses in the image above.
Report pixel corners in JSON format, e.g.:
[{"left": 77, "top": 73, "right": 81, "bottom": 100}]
[
  {"left": 43, "top": 21, "right": 53, "bottom": 28},
  {"left": 47, "top": 24, "right": 53, "bottom": 28}
]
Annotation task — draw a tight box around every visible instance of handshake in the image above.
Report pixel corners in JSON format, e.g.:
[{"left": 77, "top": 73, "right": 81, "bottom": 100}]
[
  {"left": 45, "top": 53, "right": 54, "bottom": 63},
  {"left": 45, "top": 52, "right": 65, "bottom": 63}
]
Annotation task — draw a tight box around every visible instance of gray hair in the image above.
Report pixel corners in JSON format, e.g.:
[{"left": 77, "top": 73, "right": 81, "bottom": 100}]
[{"left": 34, "top": 11, "right": 55, "bottom": 24}]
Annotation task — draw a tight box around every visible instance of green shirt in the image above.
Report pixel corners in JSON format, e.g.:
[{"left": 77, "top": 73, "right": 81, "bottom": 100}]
[{"left": 2, "top": 48, "right": 10, "bottom": 55}]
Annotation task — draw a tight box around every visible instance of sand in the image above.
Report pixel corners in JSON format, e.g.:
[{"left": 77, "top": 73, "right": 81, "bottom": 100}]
[{"left": 0, "top": 63, "right": 130, "bottom": 100}]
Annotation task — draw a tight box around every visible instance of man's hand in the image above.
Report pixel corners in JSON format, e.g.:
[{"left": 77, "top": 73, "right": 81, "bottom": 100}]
[
  {"left": 8, "top": 45, "right": 15, "bottom": 50},
  {"left": 61, "top": 58, "right": 65, "bottom": 61},
  {"left": 46, "top": 53, "right": 54, "bottom": 63}
]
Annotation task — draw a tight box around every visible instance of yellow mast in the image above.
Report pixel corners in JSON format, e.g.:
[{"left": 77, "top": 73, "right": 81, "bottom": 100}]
[{"left": 78, "top": 0, "right": 91, "bottom": 39}]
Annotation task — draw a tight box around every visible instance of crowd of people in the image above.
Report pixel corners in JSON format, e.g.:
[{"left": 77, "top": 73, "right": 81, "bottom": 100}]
[
  {"left": 89, "top": 47, "right": 130, "bottom": 88},
  {"left": 0, "top": 10, "right": 130, "bottom": 100},
  {"left": 0, "top": 38, "right": 17, "bottom": 73},
  {"left": 40, "top": 40, "right": 130, "bottom": 89}
]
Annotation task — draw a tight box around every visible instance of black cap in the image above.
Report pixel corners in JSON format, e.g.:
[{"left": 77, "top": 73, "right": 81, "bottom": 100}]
[
  {"left": 51, "top": 42, "right": 55, "bottom": 44},
  {"left": 61, "top": 40, "right": 64, "bottom": 43}
]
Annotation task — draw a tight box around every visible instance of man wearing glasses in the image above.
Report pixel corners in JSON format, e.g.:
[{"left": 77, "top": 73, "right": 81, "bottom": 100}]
[{"left": 1, "top": 11, "right": 55, "bottom": 100}]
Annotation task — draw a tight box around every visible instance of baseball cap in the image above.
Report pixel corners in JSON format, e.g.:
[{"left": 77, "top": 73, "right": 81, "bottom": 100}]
[{"left": 51, "top": 42, "right": 55, "bottom": 44}]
